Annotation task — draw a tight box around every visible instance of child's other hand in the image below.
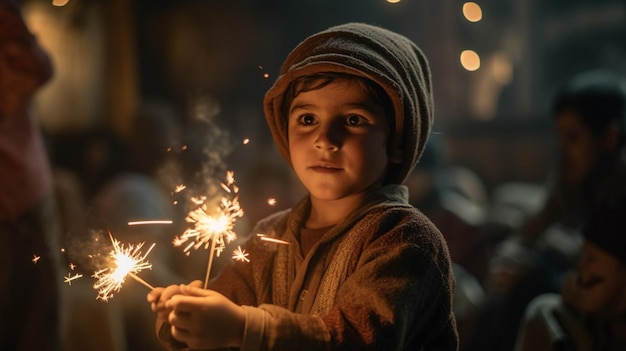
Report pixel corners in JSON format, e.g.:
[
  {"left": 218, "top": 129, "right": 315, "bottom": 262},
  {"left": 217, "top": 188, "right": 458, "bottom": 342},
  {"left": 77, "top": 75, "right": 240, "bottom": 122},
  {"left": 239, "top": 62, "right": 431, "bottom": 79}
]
[{"left": 165, "top": 285, "right": 245, "bottom": 349}]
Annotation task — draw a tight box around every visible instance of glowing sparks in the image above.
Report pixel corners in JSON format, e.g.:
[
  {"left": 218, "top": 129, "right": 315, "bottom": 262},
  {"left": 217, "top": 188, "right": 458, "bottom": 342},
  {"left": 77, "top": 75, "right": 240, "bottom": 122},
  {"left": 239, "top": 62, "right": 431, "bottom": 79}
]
[
  {"left": 92, "top": 233, "right": 155, "bottom": 301},
  {"left": 258, "top": 65, "right": 270, "bottom": 79},
  {"left": 232, "top": 246, "right": 250, "bottom": 263},
  {"left": 174, "top": 184, "right": 186, "bottom": 193},
  {"left": 267, "top": 198, "right": 277, "bottom": 206},
  {"left": 69, "top": 263, "right": 76, "bottom": 270},
  {"left": 173, "top": 171, "right": 244, "bottom": 288},
  {"left": 173, "top": 171, "right": 243, "bottom": 256},
  {"left": 64, "top": 272, "right": 83, "bottom": 286},
  {"left": 243, "top": 138, "right": 250, "bottom": 145},
  {"left": 127, "top": 220, "right": 173, "bottom": 226},
  {"left": 257, "top": 234, "right": 290, "bottom": 245},
  {"left": 32, "top": 254, "right": 41, "bottom": 264}
]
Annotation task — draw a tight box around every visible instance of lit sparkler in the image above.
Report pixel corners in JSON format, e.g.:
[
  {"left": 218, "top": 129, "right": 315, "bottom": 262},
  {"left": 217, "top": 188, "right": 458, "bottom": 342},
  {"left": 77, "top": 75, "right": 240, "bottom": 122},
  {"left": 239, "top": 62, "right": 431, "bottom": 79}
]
[
  {"left": 173, "top": 171, "right": 244, "bottom": 288},
  {"left": 92, "top": 232, "right": 156, "bottom": 301}
]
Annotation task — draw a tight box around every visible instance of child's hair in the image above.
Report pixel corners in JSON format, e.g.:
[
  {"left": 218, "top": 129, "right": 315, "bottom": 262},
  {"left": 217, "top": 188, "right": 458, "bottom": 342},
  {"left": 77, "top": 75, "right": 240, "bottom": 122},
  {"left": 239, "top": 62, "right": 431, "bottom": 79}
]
[
  {"left": 552, "top": 70, "right": 626, "bottom": 147},
  {"left": 281, "top": 72, "right": 394, "bottom": 129},
  {"left": 264, "top": 22, "right": 434, "bottom": 185}
]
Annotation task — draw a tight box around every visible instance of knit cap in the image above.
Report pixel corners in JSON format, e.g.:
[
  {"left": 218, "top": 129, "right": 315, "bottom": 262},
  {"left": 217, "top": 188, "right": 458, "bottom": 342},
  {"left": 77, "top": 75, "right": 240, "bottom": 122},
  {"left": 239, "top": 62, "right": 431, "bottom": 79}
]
[
  {"left": 263, "top": 22, "right": 434, "bottom": 185},
  {"left": 582, "top": 203, "right": 626, "bottom": 266}
]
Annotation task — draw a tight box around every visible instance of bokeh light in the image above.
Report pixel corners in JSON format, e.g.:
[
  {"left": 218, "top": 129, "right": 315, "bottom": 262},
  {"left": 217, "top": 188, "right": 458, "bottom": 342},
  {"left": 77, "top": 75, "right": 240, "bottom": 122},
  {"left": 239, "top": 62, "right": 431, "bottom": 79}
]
[
  {"left": 460, "top": 50, "right": 481, "bottom": 71},
  {"left": 462, "top": 2, "right": 482, "bottom": 22},
  {"left": 52, "top": 0, "right": 70, "bottom": 6}
]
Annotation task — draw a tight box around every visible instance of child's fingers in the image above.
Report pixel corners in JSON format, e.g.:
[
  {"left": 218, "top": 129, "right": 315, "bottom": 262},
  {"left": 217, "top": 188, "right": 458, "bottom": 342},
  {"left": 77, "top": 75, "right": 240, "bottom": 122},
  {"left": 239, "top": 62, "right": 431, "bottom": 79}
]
[
  {"left": 165, "top": 294, "right": 202, "bottom": 311},
  {"left": 188, "top": 280, "right": 203, "bottom": 288},
  {"left": 180, "top": 284, "right": 212, "bottom": 297},
  {"left": 146, "top": 287, "right": 165, "bottom": 303},
  {"left": 169, "top": 312, "right": 192, "bottom": 343}
]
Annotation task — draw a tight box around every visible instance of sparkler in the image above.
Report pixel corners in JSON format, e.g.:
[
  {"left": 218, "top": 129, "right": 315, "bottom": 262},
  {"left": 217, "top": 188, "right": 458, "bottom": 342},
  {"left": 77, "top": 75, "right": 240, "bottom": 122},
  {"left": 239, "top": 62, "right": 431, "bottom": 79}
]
[
  {"left": 173, "top": 171, "right": 244, "bottom": 288},
  {"left": 92, "top": 232, "right": 156, "bottom": 301}
]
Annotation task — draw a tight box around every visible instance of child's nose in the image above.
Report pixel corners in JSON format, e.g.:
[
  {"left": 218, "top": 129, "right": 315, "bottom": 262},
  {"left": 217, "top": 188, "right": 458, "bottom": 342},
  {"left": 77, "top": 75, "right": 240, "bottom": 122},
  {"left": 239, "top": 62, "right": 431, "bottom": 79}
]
[{"left": 314, "top": 125, "right": 341, "bottom": 151}]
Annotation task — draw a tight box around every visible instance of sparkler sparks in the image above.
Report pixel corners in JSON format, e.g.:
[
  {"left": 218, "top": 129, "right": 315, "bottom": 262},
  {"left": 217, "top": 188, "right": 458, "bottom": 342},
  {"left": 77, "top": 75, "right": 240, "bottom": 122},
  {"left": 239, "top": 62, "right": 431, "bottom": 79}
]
[
  {"left": 173, "top": 171, "right": 244, "bottom": 288},
  {"left": 232, "top": 246, "right": 249, "bottom": 263},
  {"left": 257, "top": 233, "right": 290, "bottom": 245},
  {"left": 64, "top": 272, "right": 83, "bottom": 286},
  {"left": 32, "top": 254, "right": 41, "bottom": 264},
  {"left": 127, "top": 220, "right": 173, "bottom": 226},
  {"left": 92, "top": 233, "right": 155, "bottom": 301}
]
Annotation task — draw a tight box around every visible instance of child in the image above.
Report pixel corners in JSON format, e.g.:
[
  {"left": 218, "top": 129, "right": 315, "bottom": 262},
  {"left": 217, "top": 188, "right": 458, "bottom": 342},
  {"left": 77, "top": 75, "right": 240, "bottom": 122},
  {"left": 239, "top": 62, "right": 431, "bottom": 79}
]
[
  {"left": 514, "top": 201, "right": 626, "bottom": 350},
  {"left": 148, "top": 22, "right": 458, "bottom": 350}
]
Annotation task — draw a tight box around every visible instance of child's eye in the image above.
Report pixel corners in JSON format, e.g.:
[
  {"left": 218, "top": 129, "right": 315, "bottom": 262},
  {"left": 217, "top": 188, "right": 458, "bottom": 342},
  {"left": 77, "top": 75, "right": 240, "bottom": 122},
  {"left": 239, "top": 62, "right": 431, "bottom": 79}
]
[
  {"left": 346, "top": 114, "right": 365, "bottom": 126},
  {"left": 298, "top": 114, "right": 316, "bottom": 125}
]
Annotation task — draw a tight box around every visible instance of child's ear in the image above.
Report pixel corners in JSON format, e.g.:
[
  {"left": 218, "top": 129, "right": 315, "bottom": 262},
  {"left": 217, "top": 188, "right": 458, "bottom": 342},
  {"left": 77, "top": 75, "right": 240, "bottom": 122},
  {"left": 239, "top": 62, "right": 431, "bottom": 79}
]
[{"left": 389, "top": 147, "right": 403, "bottom": 164}]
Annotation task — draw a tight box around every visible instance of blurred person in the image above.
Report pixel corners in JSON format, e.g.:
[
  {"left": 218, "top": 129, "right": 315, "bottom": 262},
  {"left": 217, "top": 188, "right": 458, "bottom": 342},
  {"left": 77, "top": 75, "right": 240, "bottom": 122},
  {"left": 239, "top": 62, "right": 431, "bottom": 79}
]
[
  {"left": 467, "top": 70, "right": 626, "bottom": 351},
  {"left": 514, "top": 201, "right": 626, "bottom": 351},
  {"left": 0, "top": 0, "right": 63, "bottom": 350}
]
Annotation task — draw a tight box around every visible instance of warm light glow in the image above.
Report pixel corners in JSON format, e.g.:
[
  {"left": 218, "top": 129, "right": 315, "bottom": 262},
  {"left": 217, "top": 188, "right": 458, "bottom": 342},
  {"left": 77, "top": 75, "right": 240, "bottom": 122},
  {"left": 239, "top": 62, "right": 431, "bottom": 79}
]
[
  {"left": 463, "top": 2, "right": 482, "bottom": 22},
  {"left": 52, "top": 0, "right": 70, "bottom": 7},
  {"left": 387, "top": 0, "right": 401, "bottom": 3},
  {"left": 460, "top": 50, "right": 481, "bottom": 71},
  {"left": 490, "top": 52, "right": 513, "bottom": 85}
]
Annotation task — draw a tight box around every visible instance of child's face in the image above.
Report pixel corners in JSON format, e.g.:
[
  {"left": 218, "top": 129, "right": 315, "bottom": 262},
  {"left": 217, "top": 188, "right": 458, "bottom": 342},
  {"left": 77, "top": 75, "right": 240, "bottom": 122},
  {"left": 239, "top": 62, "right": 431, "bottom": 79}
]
[
  {"left": 554, "top": 110, "right": 602, "bottom": 185},
  {"left": 576, "top": 241, "right": 626, "bottom": 318},
  {"left": 287, "top": 79, "right": 391, "bottom": 201}
]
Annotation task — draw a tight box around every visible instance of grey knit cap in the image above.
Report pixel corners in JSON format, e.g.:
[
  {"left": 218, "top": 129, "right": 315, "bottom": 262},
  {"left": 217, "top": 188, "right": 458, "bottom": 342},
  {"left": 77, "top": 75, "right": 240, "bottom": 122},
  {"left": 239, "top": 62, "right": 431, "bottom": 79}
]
[{"left": 263, "top": 22, "right": 434, "bottom": 185}]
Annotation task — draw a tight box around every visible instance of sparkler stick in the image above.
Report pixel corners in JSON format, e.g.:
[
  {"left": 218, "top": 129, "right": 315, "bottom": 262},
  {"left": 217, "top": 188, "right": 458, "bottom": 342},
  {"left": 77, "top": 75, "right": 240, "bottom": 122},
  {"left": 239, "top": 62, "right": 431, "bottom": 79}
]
[
  {"left": 128, "top": 272, "right": 155, "bottom": 290},
  {"left": 203, "top": 239, "right": 218, "bottom": 289}
]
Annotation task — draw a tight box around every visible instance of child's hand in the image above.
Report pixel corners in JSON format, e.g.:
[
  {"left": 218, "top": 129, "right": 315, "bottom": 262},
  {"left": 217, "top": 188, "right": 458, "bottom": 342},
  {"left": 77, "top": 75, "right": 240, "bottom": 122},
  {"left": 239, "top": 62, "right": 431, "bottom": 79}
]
[{"left": 165, "top": 285, "right": 246, "bottom": 349}]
